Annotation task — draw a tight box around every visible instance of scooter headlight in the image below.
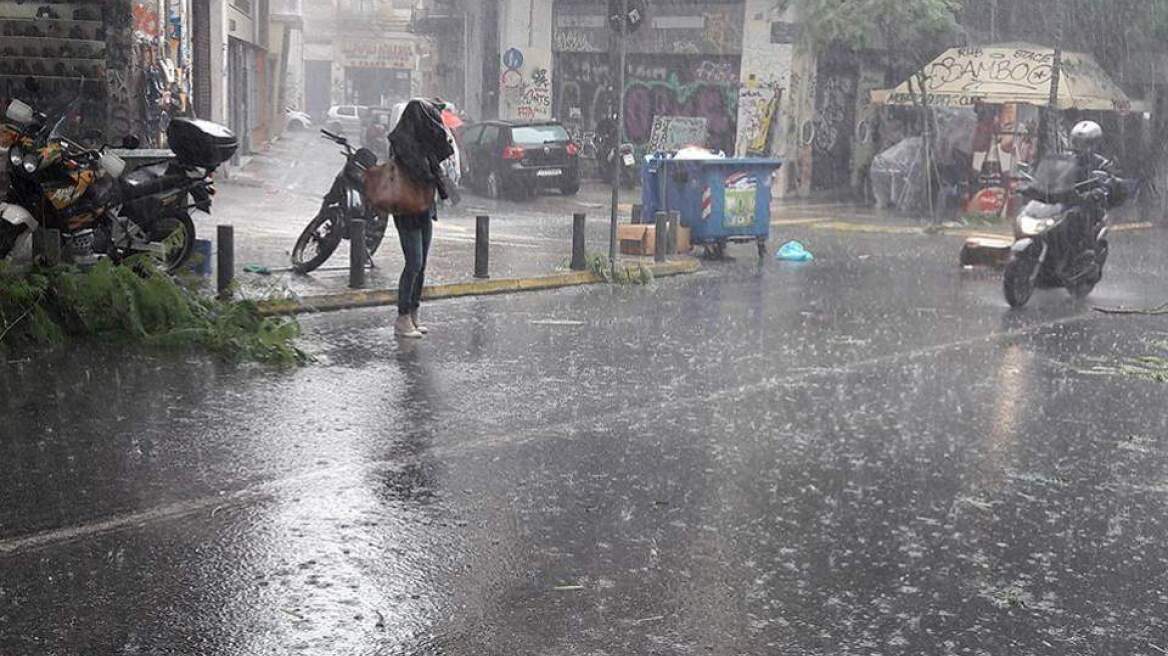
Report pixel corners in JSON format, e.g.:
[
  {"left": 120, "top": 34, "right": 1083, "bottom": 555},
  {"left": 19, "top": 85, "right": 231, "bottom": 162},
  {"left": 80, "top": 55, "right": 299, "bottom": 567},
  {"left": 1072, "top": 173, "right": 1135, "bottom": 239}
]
[
  {"left": 21, "top": 152, "right": 39, "bottom": 173},
  {"left": 1018, "top": 215, "right": 1055, "bottom": 236},
  {"left": 7, "top": 145, "right": 22, "bottom": 168}
]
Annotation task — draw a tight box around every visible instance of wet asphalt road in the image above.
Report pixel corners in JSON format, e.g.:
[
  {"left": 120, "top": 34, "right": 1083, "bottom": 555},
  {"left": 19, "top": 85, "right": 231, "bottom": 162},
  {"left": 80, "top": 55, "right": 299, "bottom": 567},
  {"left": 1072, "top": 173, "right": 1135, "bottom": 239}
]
[{"left": 4, "top": 221, "right": 1168, "bottom": 654}]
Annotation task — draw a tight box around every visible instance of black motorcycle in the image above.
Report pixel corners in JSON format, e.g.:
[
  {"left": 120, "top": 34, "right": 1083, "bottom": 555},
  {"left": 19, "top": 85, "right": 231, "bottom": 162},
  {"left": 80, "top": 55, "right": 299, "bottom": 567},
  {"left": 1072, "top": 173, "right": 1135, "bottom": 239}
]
[
  {"left": 290, "top": 130, "right": 387, "bottom": 274},
  {"left": 2, "top": 89, "right": 233, "bottom": 272},
  {"left": 1003, "top": 154, "right": 1127, "bottom": 308}
]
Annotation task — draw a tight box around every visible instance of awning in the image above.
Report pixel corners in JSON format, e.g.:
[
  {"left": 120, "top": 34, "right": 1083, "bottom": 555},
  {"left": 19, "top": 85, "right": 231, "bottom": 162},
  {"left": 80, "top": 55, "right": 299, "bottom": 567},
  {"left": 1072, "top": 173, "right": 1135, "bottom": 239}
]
[{"left": 872, "top": 44, "right": 1147, "bottom": 113}]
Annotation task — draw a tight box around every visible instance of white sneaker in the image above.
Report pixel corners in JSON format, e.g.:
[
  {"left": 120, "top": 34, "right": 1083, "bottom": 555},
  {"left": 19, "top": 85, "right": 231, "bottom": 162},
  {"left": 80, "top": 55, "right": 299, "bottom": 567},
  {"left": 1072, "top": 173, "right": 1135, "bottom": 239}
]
[
  {"left": 394, "top": 314, "right": 423, "bottom": 339},
  {"left": 411, "top": 311, "right": 429, "bottom": 335}
]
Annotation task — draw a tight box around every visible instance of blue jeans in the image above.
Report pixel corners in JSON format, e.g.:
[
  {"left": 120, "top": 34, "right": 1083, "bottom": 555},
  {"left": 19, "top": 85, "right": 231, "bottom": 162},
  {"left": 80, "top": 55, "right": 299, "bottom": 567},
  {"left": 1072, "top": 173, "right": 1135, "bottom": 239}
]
[{"left": 394, "top": 211, "right": 433, "bottom": 315}]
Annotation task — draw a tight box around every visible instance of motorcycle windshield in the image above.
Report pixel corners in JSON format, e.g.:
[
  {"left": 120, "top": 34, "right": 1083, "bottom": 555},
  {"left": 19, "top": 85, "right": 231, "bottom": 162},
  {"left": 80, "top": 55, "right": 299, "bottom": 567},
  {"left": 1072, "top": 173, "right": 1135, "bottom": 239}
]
[
  {"left": 46, "top": 97, "right": 85, "bottom": 143},
  {"left": 1027, "top": 154, "right": 1084, "bottom": 198}
]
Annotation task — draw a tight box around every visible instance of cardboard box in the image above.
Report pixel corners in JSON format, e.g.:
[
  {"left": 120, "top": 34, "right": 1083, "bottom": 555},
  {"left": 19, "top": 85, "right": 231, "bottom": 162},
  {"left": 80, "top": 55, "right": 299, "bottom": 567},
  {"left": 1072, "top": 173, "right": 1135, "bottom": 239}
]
[
  {"left": 618, "top": 224, "right": 694, "bottom": 256},
  {"left": 618, "top": 224, "right": 654, "bottom": 256}
]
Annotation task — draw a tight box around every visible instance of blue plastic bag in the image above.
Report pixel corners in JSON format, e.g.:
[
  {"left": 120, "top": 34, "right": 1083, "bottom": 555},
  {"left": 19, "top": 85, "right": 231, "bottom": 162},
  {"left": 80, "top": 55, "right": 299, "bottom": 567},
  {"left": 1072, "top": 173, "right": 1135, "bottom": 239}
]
[{"left": 776, "top": 240, "right": 814, "bottom": 262}]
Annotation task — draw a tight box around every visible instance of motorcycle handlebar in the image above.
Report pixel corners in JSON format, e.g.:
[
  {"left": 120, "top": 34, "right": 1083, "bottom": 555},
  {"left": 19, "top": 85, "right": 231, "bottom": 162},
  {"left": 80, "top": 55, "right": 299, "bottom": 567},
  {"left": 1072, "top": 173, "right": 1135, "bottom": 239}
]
[{"left": 320, "top": 129, "right": 346, "bottom": 144}]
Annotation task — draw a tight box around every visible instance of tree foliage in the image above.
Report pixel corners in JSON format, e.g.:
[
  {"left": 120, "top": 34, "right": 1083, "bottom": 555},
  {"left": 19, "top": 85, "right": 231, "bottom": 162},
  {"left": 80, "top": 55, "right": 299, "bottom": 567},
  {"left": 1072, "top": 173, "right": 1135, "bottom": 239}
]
[
  {"left": 0, "top": 260, "right": 308, "bottom": 365},
  {"left": 791, "top": 0, "right": 963, "bottom": 66}
]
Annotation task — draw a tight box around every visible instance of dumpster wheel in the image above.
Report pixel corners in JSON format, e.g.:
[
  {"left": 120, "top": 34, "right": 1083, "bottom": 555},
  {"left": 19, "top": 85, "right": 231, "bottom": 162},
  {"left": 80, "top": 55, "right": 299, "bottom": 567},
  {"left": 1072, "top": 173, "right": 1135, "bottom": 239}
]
[
  {"left": 702, "top": 240, "right": 728, "bottom": 260},
  {"left": 757, "top": 237, "right": 768, "bottom": 259}
]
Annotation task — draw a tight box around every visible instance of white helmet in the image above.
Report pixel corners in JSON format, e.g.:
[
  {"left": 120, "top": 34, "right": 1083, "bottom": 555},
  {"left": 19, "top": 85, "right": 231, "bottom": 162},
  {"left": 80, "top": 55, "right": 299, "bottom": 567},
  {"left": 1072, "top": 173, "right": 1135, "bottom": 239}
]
[{"left": 1070, "top": 120, "right": 1103, "bottom": 155}]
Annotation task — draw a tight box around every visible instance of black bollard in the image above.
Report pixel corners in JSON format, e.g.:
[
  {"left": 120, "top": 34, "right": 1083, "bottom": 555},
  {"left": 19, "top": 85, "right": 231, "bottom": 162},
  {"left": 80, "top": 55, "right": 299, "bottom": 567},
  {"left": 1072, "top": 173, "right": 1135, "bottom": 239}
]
[
  {"left": 216, "top": 224, "right": 234, "bottom": 300},
  {"left": 349, "top": 219, "right": 366, "bottom": 289},
  {"left": 570, "top": 213, "right": 587, "bottom": 271},
  {"left": 654, "top": 211, "right": 668, "bottom": 263},
  {"left": 474, "top": 215, "right": 490, "bottom": 279}
]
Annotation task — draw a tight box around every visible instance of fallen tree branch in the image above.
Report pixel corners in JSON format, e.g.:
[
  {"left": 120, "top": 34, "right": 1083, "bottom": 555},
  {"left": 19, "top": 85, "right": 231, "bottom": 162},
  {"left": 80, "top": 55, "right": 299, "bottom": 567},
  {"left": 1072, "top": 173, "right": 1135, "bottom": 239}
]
[{"left": 1093, "top": 303, "right": 1168, "bottom": 316}]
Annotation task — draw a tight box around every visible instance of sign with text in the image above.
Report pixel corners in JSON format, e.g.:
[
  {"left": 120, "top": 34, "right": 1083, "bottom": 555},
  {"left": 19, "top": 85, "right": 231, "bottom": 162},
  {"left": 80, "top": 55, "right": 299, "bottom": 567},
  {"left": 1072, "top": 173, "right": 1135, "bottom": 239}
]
[
  {"left": 647, "top": 116, "right": 708, "bottom": 153},
  {"left": 339, "top": 40, "right": 415, "bottom": 70}
]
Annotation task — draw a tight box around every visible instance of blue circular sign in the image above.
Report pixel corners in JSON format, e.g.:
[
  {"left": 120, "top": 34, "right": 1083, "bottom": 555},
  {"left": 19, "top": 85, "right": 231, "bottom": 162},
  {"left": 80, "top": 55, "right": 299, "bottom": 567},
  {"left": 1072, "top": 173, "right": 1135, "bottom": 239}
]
[{"left": 502, "top": 48, "right": 524, "bottom": 71}]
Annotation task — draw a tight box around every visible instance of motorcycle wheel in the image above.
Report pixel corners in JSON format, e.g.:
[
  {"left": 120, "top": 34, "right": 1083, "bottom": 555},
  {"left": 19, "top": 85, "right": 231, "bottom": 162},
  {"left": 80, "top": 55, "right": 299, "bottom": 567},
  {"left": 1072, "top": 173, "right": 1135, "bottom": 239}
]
[
  {"left": 1003, "top": 253, "right": 1037, "bottom": 308},
  {"left": 151, "top": 211, "right": 196, "bottom": 274},
  {"left": 364, "top": 215, "right": 388, "bottom": 258},
  {"left": 291, "top": 210, "right": 343, "bottom": 274},
  {"left": 1069, "top": 241, "right": 1108, "bottom": 300}
]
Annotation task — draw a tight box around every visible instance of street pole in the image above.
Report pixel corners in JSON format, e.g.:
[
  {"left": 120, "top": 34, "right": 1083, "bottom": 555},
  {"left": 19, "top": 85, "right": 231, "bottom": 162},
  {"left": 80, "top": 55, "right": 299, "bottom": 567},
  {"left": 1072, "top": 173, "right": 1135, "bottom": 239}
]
[{"left": 608, "top": 0, "right": 628, "bottom": 279}]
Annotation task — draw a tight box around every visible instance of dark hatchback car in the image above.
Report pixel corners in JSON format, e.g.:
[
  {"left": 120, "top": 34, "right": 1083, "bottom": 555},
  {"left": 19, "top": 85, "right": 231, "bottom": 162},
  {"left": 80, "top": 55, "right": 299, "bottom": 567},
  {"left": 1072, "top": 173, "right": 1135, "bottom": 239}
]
[{"left": 461, "top": 120, "right": 580, "bottom": 199}]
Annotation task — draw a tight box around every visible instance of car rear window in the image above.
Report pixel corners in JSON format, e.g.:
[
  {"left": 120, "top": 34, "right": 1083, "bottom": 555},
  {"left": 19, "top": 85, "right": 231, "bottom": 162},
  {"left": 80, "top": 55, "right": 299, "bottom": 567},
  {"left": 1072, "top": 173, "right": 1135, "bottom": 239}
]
[{"left": 512, "top": 125, "right": 570, "bottom": 145}]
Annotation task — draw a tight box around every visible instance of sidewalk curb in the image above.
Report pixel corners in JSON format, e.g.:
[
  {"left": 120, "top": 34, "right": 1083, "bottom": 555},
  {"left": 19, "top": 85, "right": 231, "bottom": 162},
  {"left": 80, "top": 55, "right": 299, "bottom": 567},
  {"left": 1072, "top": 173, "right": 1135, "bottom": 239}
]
[{"left": 257, "top": 259, "right": 701, "bottom": 317}]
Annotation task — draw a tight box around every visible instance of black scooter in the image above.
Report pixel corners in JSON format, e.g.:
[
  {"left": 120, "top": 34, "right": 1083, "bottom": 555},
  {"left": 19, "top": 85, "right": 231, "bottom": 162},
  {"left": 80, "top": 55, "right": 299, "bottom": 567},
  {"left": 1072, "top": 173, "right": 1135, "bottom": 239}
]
[
  {"left": 291, "top": 130, "right": 387, "bottom": 274},
  {"left": 1003, "top": 154, "right": 1126, "bottom": 308}
]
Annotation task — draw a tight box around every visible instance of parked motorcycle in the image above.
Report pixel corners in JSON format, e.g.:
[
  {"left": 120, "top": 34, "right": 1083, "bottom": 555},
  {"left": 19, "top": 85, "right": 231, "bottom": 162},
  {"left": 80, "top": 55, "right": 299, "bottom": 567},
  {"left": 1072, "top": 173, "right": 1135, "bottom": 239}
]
[
  {"left": 1, "top": 90, "right": 235, "bottom": 272},
  {"left": 1003, "top": 154, "right": 1127, "bottom": 308},
  {"left": 602, "top": 142, "right": 638, "bottom": 189},
  {"left": 290, "top": 129, "right": 387, "bottom": 274}
]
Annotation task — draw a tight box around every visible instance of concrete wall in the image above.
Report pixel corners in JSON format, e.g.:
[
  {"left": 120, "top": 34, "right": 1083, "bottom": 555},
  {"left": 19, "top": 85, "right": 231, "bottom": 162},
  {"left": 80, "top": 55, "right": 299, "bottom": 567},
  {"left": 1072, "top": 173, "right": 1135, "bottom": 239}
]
[
  {"left": 497, "top": 0, "right": 554, "bottom": 120},
  {"left": 735, "top": 0, "right": 795, "bottom": 158},
  {"left": 209, "top": 0, "right": 228, "bottom": 124}
]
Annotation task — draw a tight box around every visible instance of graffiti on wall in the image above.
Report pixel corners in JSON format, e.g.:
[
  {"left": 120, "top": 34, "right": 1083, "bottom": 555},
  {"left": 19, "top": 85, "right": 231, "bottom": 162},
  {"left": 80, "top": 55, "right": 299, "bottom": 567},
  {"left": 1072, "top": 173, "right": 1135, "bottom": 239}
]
[
  {"left": 501, "top": 48, "right": 553, "bottom": 121},
  {"left": 554, "top": 54, "right": 739, "bottom": 152},
  {"left": 813, "top": 75, "right": 854, "bottom": 155},
  {"left": 132, "top": 0, "right": 160, "bottom": 40},
  {"left": 738, "top": 83, "right": 781, "bottom": 156}
]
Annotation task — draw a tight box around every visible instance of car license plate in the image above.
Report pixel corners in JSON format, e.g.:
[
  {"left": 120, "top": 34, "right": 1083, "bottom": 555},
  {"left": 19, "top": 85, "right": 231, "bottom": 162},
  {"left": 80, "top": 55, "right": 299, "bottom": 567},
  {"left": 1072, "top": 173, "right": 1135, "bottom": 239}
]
[
  {"left": 622, "top": 154, "right": 635, "bottom": 166},
  {"left": 537, "top": 169, "right": 562, "bottom": 177}
]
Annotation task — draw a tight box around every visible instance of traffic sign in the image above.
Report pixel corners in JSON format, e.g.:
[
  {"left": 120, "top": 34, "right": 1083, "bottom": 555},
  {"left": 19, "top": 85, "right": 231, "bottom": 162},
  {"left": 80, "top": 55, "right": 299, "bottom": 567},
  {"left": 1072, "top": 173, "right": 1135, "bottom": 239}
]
[
  {"left": 608, "top": 0, "right": 646, "bottom": 35},
  {"left": 502, "top": 48, "right": 524, "bottom": 71}
]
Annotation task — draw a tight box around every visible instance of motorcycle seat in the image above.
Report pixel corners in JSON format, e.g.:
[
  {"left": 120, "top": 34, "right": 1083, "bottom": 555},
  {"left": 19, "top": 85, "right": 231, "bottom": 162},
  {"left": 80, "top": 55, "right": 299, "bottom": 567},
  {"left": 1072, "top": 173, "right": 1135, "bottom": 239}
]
[{"left": 120, "top": 164, "right": 188, "bottom": 201}]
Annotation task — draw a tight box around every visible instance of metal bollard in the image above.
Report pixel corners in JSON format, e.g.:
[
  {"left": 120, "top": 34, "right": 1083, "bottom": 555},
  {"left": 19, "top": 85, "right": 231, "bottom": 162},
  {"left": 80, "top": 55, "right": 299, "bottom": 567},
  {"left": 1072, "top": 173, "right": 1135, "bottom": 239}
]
[
  {"left": 667, "top": 210, "right": 680, "bottom": 255},
  {"left": 474, "top": 214, "right": 490, "bottom": 279},
  {"left": 570, "top": 213, "right": 587, "bottom": 271},
  {"left": 349, "top": 219, "right": 366, "bottom": 289},
  {"left": 654, "top": 211, "right": 668, "bottom": 263},
  {"left": 33, "top": 228, "right": 61, "bottom": 266},
  {"left": 216, "top": 224, "right": 234, "bottom": 300}
]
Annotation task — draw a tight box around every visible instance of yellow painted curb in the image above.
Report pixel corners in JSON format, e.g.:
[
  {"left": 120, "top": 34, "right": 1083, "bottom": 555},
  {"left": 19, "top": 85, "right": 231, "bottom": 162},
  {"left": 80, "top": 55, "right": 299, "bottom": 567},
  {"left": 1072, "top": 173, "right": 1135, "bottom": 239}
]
[{"left": 257, "top": 259, "right": 701, "bottom": 317}]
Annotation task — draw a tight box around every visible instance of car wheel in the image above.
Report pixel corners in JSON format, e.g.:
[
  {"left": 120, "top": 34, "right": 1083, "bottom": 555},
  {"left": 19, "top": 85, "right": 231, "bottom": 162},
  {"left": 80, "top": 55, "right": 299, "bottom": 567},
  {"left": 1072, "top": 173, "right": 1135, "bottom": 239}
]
[
  {"left": 560, "top": 179, "right": 580, "bottom": 196},
  {"left": 486, "top": 171, "right": 502, "bottom": 200}
]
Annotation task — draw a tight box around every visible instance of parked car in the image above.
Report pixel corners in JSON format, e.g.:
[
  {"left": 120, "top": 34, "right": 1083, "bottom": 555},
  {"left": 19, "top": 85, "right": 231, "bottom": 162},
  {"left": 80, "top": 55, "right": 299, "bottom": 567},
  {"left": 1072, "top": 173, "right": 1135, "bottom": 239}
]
[
  {"left": 285, "top": 108, "right": 312, "bottom": 132},
  {"left": 325, "top": 105, "right": 369, "bottom": 137},
  {"left": 461, "top": 120, "right": 580, "bottom": 199}
]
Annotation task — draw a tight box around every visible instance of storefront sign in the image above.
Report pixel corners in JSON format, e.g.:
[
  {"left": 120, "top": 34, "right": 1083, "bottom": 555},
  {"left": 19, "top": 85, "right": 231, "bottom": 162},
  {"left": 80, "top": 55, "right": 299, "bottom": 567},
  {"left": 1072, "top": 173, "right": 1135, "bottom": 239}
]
[{"left": 340, "top": 41, "right": 415, "bottom": 70}]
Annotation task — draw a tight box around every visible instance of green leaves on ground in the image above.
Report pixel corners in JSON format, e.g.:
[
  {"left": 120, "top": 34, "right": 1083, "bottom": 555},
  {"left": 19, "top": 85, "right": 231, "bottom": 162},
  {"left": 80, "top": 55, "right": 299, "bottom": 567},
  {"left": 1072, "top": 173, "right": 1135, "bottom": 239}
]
[
  {"left": 0, "top": 260, "right": 307, "bottom": 365},
  {"left": 586, "top": 253, "right": 655, "bottom": 286}
]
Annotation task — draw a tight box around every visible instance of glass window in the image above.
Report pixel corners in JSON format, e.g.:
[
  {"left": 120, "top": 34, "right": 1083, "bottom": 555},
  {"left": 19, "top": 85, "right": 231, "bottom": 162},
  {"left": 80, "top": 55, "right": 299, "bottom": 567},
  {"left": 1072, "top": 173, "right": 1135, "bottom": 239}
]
[
  {"left": 480, "top": 125, "right": 500, "bottom": 148},
  {"left": 512, "top": 125, "right": 570, "bottom": 145},
  {"left": 339, "top": 106, "right": 356, "bottom": 117},
  {"left": 462, "top": 125, "right": 483, "bottom": 145}
]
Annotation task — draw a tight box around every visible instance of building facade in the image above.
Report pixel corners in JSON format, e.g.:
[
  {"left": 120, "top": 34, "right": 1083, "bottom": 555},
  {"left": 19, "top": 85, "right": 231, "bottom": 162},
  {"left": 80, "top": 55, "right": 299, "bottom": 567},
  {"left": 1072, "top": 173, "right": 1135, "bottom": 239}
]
[
  {"left": 431, "top": 0, "right": 809, "bottom": 191},
  {"left": 0, "top": 0, "right": 197, "bottom": 148},
  {"left": 302, "top": 0, "right": 420, "bottom": 116}
]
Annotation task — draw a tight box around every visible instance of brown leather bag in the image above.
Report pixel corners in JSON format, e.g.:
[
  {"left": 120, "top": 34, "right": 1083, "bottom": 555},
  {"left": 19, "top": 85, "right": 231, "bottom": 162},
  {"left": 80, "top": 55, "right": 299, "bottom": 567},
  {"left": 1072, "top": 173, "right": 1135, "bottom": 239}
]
[{"left": 363, "top": 160, "right": 435, "bottom": 217}]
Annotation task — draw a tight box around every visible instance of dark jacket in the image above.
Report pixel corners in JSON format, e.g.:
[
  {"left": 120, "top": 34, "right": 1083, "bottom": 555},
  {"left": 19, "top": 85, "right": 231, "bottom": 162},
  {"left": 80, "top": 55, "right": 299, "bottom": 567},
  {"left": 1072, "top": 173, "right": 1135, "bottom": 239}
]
[{"left": 388, "top": 99, "right": 454, "bottom": 201}]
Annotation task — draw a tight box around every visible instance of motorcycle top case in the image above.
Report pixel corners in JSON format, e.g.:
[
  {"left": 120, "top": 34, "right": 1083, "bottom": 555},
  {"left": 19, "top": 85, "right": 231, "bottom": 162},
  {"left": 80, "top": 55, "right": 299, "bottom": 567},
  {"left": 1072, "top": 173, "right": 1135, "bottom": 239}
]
[{"left": 167, "top": 118, "right": 238, "bottom": 168}]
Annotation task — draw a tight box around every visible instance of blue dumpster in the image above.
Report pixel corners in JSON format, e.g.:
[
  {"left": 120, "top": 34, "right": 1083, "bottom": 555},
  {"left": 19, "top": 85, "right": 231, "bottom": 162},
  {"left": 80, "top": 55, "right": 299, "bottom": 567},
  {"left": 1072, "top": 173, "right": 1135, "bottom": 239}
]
[{"left": 641, "top": 156, "right": 783, "bottom": 257}]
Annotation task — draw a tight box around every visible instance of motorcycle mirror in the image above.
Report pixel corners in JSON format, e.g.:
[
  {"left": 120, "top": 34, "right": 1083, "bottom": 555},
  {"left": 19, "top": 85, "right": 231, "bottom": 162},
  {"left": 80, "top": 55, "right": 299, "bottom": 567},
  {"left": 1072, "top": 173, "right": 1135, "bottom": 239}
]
[{"left": 121, "top": 135, "right": 141, "bottom": 150}]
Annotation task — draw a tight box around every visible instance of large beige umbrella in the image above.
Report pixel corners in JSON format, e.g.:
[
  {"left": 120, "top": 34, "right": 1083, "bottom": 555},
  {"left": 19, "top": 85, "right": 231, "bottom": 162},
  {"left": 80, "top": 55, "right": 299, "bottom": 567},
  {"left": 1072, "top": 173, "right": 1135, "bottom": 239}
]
[{"left": 872, "top": 43, "right": 1145, "bottom": 113}]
